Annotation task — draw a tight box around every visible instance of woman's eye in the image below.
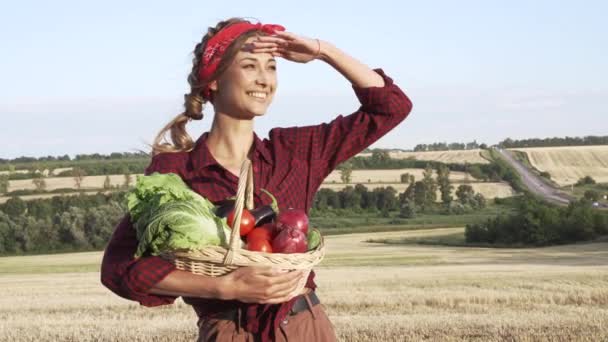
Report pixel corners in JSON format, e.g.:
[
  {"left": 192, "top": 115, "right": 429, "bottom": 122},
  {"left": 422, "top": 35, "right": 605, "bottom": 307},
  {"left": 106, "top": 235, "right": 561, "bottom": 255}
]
[
  {"left": 243, "top": 64, "right": 255, "bottom": 69},
  {"left": 269, "top": 65, "right": 277, "bottom": 71}
]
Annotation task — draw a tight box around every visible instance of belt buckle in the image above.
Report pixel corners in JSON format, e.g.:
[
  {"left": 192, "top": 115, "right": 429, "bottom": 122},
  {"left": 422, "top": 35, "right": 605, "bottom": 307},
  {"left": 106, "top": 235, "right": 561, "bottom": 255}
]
[{"left": 289, "top": 292, "right": 310, "bottom": 316}]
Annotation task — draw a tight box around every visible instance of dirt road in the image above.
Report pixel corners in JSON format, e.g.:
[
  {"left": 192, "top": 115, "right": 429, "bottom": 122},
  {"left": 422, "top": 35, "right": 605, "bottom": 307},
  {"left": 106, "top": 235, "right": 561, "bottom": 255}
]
[{"left": 494, "top": 148, "right": 576, "bottom": 205}]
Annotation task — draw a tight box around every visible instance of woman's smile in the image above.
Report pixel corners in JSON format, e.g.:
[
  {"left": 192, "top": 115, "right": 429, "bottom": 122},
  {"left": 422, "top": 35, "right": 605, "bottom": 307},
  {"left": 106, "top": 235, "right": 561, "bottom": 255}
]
[{"left": 246, "top": 91, "right": 268, "bottom": 101}]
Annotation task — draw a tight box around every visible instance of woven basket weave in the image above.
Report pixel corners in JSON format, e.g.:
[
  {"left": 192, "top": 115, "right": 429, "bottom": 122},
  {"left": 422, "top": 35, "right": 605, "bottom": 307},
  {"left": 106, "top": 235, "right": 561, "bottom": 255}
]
[{"left": 160, "top": 159, "right": 325, "bottom": 292}]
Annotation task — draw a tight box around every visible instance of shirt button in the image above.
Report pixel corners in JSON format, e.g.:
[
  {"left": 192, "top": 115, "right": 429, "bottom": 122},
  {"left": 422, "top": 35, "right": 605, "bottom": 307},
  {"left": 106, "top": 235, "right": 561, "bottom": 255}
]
[{"left": 253, "top": 166, "right": 259, "bottom": 172}]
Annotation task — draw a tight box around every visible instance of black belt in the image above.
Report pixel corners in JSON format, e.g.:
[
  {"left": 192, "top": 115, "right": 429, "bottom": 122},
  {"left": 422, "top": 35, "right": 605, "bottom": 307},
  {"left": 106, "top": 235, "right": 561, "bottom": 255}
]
[{"left": 210, "top": 291, "right": 320, "bottom": 322}]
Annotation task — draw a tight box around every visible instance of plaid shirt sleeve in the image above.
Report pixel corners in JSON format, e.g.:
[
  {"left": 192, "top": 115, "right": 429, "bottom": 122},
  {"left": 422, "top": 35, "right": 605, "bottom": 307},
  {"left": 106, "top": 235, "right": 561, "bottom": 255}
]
[
  {"left": 100, "top": 154, "right": 180, "bottom": 307},
  {"left": 272, "top": 68, "right": 413, "bottom": 187}
]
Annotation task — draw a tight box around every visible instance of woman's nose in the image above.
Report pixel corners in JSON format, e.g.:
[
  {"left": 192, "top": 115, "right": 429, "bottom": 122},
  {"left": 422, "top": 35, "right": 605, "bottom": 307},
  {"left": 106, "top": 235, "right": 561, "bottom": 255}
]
[{"left": 255, "top": 69, "right": 270, "bottom": 87}]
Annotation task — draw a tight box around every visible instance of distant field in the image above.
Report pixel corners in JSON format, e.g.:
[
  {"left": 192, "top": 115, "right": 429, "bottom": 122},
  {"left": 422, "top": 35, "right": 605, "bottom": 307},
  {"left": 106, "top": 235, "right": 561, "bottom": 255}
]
[
  {"left": 1, "top": 227, "right": 607, "bottom": 341},
  {"left": 509, "top": 145, "right": 608, "bottom": 186},
  {"left": 0, "top": 167, "right": 72, "bottom": 177},
  {"left": 323, "top": 168, "right": 470, "bottom": 183},
  {"left": 0, "top": 191, "right": 111, "bottom": 204},
  {"left": 320, "top": 182, "right": 516, "bottom": 199},
  {"left": 10, "top": 169, "right": 472, "bottom": 193},
  {"left": 357, "top": 149, "right": 490, "bottom": 164},
  {"left": 6, "top": 168, "right": 515, "bottom": 203},
  {"left": 7, "top": 174, "right": 139, "bottom": 192}
]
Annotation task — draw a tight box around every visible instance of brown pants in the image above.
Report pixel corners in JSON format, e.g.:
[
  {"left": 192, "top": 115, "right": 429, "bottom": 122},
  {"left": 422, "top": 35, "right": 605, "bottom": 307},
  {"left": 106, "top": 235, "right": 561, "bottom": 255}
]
[{"left": 197, "top": 302, "right": 337, "bottom": 341}]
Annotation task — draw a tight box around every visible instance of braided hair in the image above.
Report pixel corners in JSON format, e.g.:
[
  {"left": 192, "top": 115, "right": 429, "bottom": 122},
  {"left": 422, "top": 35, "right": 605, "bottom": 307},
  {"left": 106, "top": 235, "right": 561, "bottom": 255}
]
[{"left": 149, "top": 17, "right": 264, "bottom": 156}]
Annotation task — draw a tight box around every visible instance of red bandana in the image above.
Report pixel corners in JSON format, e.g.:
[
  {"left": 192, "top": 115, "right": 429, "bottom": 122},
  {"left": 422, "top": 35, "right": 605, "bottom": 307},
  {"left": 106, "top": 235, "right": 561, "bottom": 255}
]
[{"left": 198, "top": 22, "right": 285, "bottom": 100}]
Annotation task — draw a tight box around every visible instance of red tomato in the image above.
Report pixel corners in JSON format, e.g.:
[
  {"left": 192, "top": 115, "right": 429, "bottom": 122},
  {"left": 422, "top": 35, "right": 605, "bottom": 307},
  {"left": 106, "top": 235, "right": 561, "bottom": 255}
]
[
  {"left": 227, "top": 209, "right": 255, "bottom": 237},
  {"left": 247, "top": 224, "right": 274, "bottom": 242},
  {"left": 247, "top": 238, "right": 273, "bottom": 253}
]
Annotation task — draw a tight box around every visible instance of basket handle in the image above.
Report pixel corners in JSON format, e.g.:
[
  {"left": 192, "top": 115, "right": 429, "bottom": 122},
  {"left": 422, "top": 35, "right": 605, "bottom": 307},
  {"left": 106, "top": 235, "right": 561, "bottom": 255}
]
[{"left": 223, "top": 158, "right": 254, "bottom": 264}]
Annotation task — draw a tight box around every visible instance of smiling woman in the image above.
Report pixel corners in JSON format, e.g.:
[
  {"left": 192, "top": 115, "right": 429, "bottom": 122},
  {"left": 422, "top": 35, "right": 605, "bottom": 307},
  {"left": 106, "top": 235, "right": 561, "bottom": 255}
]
[{"left": 100, "top": 16, "right": 413, "bottom": 342}]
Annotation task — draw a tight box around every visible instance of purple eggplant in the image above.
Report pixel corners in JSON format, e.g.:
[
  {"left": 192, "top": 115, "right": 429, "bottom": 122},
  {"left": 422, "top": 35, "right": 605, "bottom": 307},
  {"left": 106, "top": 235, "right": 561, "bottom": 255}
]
[{"left": 213, "top": 189, "right": 280, "bottom": 227}]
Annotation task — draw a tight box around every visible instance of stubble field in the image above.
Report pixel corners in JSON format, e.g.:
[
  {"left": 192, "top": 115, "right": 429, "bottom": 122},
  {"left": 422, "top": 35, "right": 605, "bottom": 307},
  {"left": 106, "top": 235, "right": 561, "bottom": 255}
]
[
  {"left": 509, "top": 145, "right": 608, "bottom": 186},
  {"left": 1, "top": 227, "right": 607, "bottom": 342},
  {"left": 356, "top": 149, "right": 490, "bottom": 164}
]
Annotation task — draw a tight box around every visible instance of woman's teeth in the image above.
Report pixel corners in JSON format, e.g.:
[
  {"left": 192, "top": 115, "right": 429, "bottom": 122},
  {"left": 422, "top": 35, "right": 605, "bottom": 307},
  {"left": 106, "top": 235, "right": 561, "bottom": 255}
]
[{"left": 247, "top": 92, "right": 267, "bottom": 99}]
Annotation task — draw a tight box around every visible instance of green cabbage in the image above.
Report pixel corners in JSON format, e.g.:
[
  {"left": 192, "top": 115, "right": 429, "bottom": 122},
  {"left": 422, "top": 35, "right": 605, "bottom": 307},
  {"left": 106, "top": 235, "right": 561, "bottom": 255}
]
[{"left": 126, "top": 172, "right": 234, "bottom": 258}]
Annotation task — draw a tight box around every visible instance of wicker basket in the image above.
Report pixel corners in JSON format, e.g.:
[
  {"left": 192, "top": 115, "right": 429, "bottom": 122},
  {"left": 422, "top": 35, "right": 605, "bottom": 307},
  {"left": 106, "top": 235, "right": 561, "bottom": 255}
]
[{"left": 160, "top": 159, "right": 325, "bottom": 294}]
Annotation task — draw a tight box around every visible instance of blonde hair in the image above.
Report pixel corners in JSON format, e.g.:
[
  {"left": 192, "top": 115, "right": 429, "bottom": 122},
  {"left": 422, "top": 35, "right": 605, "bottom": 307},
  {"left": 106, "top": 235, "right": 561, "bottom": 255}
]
[{"left": 148, "top": 17, "right": 264, "bottom": 156}]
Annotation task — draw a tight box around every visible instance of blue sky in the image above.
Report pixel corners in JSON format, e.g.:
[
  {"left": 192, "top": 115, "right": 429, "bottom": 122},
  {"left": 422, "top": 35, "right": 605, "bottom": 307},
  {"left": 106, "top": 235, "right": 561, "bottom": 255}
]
[{"left": 1, "top": 0, "right": 607, "bottom": 159}]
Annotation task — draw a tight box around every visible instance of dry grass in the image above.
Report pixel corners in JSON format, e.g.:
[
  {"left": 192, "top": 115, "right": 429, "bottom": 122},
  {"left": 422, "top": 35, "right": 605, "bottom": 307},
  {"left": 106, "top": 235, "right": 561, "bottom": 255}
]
[
  {"left": 1, "top": 228, "right": 607, "bottom": 341},
  {"left": 320, "top": 182, "right": 516, "bottom": 199},
  {"left": 357, "top": 149, "right": 490, "bottom": 164},
  {"left": 510, "top": 145, "right": 608, "bottom": 186}
]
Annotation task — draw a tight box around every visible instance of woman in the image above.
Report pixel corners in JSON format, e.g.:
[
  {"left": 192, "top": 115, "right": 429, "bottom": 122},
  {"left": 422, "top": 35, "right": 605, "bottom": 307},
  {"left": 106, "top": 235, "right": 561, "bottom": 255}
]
[{"left": 101, "top": 17, "right": 412, "bottom": 341}]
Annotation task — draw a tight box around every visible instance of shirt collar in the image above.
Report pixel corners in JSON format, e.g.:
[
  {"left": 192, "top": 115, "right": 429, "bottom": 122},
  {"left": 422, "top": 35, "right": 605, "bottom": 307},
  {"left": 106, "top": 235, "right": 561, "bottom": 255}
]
[{"left": 190, "top": 131, "right": 273, "bottom": 170}]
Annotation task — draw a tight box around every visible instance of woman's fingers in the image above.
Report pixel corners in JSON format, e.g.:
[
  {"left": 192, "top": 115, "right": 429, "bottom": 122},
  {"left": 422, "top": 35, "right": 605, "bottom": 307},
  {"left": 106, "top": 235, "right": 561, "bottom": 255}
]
[
  {"left": 256, "top": 36, "right": 288, "bottom": 45},
  {"left": 251, "top": 41, "right": 281, "bottom": 49},
  {"left": 260, "top": 274, "right": 304, "bottom": 304},
  {"left": 264, "top": 270, "right": 303, "bottom": 284},
  {"left": 251, "top": 47, "right": 279, "bottom": 54},
  {"left": 272, "top": 30, "right": 298, "bottom": 41}
]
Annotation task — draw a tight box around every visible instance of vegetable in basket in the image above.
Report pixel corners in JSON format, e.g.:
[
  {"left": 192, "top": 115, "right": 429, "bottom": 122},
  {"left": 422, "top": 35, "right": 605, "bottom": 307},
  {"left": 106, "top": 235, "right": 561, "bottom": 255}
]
[
  {"left": 272, "top": 226, "right": 308, "bottom": 253},
  {"left": 245, "top": 223, "right": 275, "bottom": 252},
  {"left": 126, "top": 172, "right": 234, "bottom": 258},
  {"left": 214, "top": 188, "right": 279, "bottom": 227},
  {"left": 306, "top": 228, "right": 322, "bottom": 251},
  {"left": 274, "top": 208, "right": 309, "bottom": 235}
]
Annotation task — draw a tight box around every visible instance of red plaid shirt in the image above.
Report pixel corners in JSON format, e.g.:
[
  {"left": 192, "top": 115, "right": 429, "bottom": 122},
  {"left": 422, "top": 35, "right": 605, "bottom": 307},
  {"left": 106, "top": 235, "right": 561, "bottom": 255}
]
[{"left": 101, "top": 68, "right": 412, "bottom": 340}]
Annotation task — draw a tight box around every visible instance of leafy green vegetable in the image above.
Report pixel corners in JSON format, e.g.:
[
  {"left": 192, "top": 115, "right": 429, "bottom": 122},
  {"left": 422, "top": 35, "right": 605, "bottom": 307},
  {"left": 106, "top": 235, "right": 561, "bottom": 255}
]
[
  {"left": 134, "top": 200, "right": 232, "bottom": 257},
  {"left": 307, "top": 228, "right": 322, "bottom": 251},
  {"left": 127, "top": 172, "right": 235, "bottom": 258}
]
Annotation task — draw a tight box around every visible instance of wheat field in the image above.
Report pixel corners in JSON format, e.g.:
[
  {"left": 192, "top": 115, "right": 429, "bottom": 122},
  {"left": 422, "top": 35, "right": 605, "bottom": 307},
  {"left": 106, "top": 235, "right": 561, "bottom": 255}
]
[
  {"left": 509, "top": 145, "right": 608, "bottom": 186},
  {"left": 357, "top": 149, "right": 490, "bottom": 164},
  {"left": 1, "top": 227, "right": 607, "bottom": 342}
]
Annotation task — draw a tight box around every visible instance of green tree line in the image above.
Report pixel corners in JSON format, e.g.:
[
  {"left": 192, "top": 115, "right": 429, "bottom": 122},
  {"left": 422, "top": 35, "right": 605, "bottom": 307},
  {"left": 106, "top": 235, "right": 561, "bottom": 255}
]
[
  {"left": 499, "top": 135, "right": 608, "bottom": 148},
  {"left": 2, "top": 161, "right": 148, "bottom": 180},
  {"left": 0, "top": 192, "right": 127, "bottom": 255},
  {"left": 413, "top": 140, "right": 487, "bottom": 151},
  {"left": 466, "top": 194, "right": 608, "bottom": 246},
  {"left": 0, "top": 151, "right": 149, "bottom": 165}
]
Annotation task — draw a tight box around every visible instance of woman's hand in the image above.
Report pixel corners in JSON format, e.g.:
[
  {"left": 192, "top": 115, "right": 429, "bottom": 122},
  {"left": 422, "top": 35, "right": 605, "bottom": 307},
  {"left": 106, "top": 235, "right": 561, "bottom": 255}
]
[
  {"left": 250, "top": 31, "right": 322, "bottom": 63},
  {"left": 218, "top": 266, "right": 305, "bottom": 304}
]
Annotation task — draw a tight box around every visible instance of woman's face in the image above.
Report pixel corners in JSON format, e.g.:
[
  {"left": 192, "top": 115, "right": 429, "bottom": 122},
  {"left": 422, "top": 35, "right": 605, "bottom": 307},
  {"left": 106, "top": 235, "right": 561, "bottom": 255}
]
[{"left": 210, "top": 36, "right": 278, "bottom": 119}]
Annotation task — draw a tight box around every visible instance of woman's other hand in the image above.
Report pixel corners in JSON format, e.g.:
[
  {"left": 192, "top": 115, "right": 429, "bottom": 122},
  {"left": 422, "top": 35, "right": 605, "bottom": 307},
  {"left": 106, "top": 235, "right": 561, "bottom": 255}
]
[
  {"left": 250, "top": 31, "right": 323, "bottom": 63},
  {"left": 219, "top": 267, "right": 305, "bottom": 304}
]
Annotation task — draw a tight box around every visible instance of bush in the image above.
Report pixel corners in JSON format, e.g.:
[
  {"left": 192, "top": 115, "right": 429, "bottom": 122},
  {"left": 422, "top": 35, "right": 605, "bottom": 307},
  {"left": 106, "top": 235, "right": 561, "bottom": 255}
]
[
  {"left": 465, "top": 223, "right": 488, "bottom": 242},
  {"left": 3, "top": 197, "right": 27, "bottom": 217},
  {"left": 576, "top": 176, "right": 596, "bottom": 186},
  {"left": 584, "top": 190, "right": 600, "bottom": 202},
  {"left": 448, "top": 202, "right": 469, "bottom": 215},
  {"left": 399, "top": 200, "right": 416, "bottom": 218},
  {"left": 539, "top": 171, "right": 551, "bottom": 179}
]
